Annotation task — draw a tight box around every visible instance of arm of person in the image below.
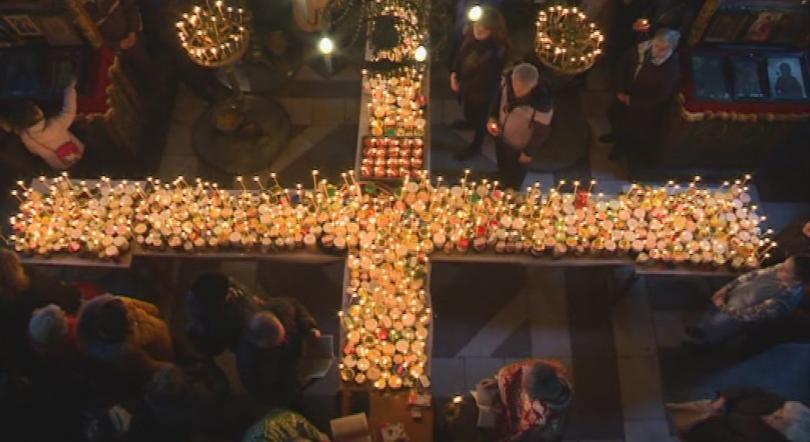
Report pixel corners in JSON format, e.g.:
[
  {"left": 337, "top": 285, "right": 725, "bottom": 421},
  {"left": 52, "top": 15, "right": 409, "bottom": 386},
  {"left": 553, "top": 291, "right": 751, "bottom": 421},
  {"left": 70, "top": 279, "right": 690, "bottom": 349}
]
[
  {"left": 20, "top": 132, "right": 69, "bottom": 170},
  {"left": 290, "top": 298, "right": 319, "bottom": 335},
  {"left": 122, "top": 0, "right": 143, "bottom": 34},
  {"left": 52, "top": 82, "right": 78, "bottom": 130}
]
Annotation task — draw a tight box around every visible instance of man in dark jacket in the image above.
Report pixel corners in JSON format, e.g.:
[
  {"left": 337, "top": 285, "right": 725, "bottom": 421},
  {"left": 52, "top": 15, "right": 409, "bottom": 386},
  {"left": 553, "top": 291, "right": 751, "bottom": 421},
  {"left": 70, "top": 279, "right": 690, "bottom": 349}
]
[
  {"left": 236, "top": 298, "right": 320, "bottom": 406},
  {"left": 187, "top": 272, "right": 265, "bottom": 358},
  {"left": 487, "top": 63, "right": 554, "bottom": 190},
  {"left": 601, "top": 28, "right": 681, "bottom": 162}
]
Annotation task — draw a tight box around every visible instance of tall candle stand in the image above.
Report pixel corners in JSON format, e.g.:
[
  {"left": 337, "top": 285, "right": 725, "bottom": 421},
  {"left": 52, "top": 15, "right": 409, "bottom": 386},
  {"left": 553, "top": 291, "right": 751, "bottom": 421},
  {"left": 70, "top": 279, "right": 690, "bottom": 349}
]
[{"left": 178, "top": 1, "right": 291, "bottom": 174}]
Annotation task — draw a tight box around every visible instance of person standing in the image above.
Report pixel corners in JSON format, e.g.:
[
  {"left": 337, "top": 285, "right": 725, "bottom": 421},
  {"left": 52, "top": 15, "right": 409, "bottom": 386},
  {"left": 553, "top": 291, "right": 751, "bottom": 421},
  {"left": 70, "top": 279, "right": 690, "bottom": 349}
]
[
  {"left": 487, "top": 63, "right": 553, "bottom": 190},
  {"left": 82, "top": 0, "right": 153, "bottom": 86},
  {"left": 236, "top": 298, "right": 320, "bottom": 406},
  {"left": 450, "top": 6, "right": 509, "bottom": 160},
  {"left": 601, "top": 28, "right": 681, "bottom": 162},
  {"left": 684, "top": 255, "right": 810, "bottom": 347},
  {"left": 2, "top": 77, "right": 84, "bottom": 171},
  {"left": 186, "top": 272, "right": 265, "bottom": 358}
]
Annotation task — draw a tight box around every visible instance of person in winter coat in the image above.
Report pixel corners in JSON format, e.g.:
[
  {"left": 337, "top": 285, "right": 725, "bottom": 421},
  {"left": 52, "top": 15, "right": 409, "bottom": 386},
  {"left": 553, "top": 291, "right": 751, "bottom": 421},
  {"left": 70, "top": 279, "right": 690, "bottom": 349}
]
[
  {"left": 685, "top": 255, "right": 810, "bottom": 347},
  {"left": 143, "top": 362, "right": 229, "bottom": 437},
  {"left": 487, "top": 63, "right": 554, "bottom": 190},
  {"left": 187, "top": 272, "right": 265, "bottom": 358},
  {"left": 77, "top": 294, "right": 174, "bottom": 386},
  {"left": 0, "top": 249, "right": 83, "bottom": 370},
  {"left": 671, "top": 387, "right": 810, "bottom": 442},
  {"left": 601, "top": 28, "right": 681, "bottom": 162},
  {"left": 2, "top": 77, "right": 84, "bottom": 170},
  {"left": 236, "top": 298, "right": 320, "bottom": 406},
  {"left": 450, "top": 6, "right": 509, "bottom": 160},
  {"left": 494, "top": 358, "right": 573, "bottom": 442}
]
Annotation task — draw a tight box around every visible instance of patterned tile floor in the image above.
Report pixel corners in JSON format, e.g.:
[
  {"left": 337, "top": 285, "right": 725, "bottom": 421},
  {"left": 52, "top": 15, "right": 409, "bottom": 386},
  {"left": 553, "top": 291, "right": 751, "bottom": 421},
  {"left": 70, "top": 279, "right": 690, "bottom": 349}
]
[{"left": 115, "top": 42, "right": 810, "bottom": 442}]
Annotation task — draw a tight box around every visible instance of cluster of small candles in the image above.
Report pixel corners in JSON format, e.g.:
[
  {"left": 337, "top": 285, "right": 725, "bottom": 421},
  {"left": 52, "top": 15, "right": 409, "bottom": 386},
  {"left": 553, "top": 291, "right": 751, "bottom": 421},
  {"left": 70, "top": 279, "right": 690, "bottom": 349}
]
[
  {"left": 360, "top": 137, "right": 425, "bottom": 179},
  {"left": 8, "top": 172, "right": 773, "bottom": 267},
  {"left": 7, "top": 172, "right": 774, "bottom": 389},
  {"left": 176, "top": 0, "right": 248, "bottom": 67},
  {"left": 8, "top": 174, "right": 138, "bottom": 259},
  {"left": 536, "top": 5, "right": 603, "bottom": 74},
  {"left": 368, "top": 3, "right": 425, "bottom": 64},
  {"left": 364, "top": 67, "right": 427, "bottom": 138}
]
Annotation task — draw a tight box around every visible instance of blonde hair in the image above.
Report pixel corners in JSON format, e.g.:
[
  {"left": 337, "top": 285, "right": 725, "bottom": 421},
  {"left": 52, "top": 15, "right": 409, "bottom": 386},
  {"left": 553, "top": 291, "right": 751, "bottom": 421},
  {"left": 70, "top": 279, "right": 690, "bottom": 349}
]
[{"left": 0, "top": 248, "right": 30, "bottom": 298}]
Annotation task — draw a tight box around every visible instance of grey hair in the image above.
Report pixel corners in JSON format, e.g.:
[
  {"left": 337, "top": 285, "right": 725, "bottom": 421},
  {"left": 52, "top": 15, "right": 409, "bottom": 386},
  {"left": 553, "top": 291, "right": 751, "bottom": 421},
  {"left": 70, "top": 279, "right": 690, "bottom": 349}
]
[
  {"left": 512, "top": 63, "right": 539, "bottom": 89},
  {"left": 654, "top": 28, "right": 681, "bottom": 49},
  {"left": 781, "top": 401, "right": 810, "bottom": 442}
]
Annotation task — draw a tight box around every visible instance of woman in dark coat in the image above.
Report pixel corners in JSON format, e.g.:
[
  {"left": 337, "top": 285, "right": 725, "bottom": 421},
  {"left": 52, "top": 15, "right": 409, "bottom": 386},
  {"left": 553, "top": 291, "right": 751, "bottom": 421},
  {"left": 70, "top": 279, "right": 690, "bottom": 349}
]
[
  {"left": 450, "top": 6, "right": 509, "bottom": 160},
  {"left": 602, "top": 28, "right": 681, "bottom": 162}
]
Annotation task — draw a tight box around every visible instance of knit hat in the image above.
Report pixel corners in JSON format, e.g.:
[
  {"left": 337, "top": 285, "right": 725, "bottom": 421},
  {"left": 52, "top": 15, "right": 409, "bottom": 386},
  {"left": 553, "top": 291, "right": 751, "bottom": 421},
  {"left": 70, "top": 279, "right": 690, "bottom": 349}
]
[
  {"left": 84, "top": 295, "right": 130, "bottom": 343},
  {"left": 246, "top": 310, "right": 285, "bottom": 349},
  {"left": 29, "top": 304, "right": 69, "bottom": 347},
  {"left": 522, "top": 362, "right": 563, "bottom": 401}
]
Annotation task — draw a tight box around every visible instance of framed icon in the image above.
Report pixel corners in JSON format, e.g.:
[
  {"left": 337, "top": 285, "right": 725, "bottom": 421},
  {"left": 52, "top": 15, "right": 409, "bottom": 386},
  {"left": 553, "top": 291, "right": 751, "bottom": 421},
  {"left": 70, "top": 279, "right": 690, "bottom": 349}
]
[
  {"left": 690, "top": 54, "right": 731, "bottom": 101},
  {"left": 703, "top": 12, "right": 748, "bottom": 43},
  {"left": 767, "top": 56, "right": 807, "bottom": 100},
  {"left": 731, "top": 58, "right": 766, "bottom": 100}
]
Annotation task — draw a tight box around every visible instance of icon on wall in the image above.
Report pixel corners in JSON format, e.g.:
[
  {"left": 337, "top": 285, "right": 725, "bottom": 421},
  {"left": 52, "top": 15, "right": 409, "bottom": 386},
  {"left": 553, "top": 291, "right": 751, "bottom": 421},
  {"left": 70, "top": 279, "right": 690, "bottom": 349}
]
[
  {"left": 767, "top": 57, "right": 807, "bottom": 100},
  {"left": 731, "top": 58, "right": 766, "bottom": 100}
]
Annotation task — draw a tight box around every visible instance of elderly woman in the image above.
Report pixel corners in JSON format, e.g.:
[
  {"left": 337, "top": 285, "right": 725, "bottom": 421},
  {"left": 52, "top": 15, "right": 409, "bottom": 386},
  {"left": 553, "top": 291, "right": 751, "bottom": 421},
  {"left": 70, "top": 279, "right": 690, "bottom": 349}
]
[
  {"left": 474, "top": 358, "right": 573, "bottom": 441},
  {"left": 601, "top": 28, "right": 681, "bottom": 162},
  {"left": 487, "top": 63, "right": 554, "bottom": 190},
  {"left": 685, "top": 255, "right": 810, "bottom": 348}
]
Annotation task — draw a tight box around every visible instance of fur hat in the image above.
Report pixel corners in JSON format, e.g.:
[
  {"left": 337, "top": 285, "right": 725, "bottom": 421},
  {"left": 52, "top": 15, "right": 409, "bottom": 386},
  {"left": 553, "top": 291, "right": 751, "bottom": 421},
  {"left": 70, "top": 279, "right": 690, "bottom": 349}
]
[{"left": 29, "top": 304, "right": 69, "bottom": 347}]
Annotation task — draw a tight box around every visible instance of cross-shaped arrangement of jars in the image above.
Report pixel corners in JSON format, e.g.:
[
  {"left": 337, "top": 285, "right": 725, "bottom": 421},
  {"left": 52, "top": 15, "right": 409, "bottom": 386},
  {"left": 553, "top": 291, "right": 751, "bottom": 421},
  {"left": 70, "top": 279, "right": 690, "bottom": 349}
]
[{"left": 8, "top": 172, "right": 773, "bottom": 390}]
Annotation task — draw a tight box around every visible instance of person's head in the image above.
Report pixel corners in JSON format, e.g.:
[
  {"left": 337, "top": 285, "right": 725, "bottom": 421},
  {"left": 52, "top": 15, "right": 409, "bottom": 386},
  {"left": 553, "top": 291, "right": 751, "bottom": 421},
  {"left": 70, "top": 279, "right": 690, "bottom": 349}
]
[
  {"left": 521, "top": 361, "right": 563, "bottom": 401},
  {"left": 246, "top": 310, "right": 286, "bottom": 349},
  {"left": 190, "top": 272, "right": 230, "bottom": 308},
  {"left": 93, "top": 297, "right": 131, "bottom": 343},
  {"left": 763, "top": 401, "right": 810, "bottom": 442},
  {"left": 469, "top": 7, "right": 508, "bottom": 47},
  {"left": 6, "top": 101, "right": 44, "bottom": 133},
  {"left": 0, "top": 248, "right": 30, "bottom": 298},
  {"left": 651, "top": 28, "right": 680, "bottom": 61},
  {"left": 777, "top": 255, "right": 810, "bottom": 286},
  {"left": 511, "top": 63, "right": 540, "bottom": 98},
  {"left": 780, "top": 62, "right": 793, "bottom": 76},
  {"left": 29, "top": 304, "right": 69, "bottom": 347}
]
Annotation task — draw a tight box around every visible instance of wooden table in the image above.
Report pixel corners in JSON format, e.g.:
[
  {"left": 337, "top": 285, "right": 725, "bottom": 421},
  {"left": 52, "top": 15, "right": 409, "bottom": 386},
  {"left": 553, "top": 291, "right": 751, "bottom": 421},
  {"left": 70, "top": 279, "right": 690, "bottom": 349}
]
[{"left": 368, "top": 391, "right": 434, "bottom": 442}]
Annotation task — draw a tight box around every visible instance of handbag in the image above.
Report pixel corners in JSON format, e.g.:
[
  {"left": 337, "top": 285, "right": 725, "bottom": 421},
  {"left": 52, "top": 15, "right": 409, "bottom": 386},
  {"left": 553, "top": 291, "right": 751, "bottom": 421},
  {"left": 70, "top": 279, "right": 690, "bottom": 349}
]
[
  {"left": 56, "top": 141, "right": 82, "bottom": 164},
  {"left": 666, "top": 400, "right": 714, "bottom": 435}
]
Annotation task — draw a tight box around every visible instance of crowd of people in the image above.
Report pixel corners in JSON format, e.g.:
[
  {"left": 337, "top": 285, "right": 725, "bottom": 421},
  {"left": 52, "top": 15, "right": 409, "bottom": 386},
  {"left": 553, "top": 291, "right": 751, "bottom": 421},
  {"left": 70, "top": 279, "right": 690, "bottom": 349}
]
[
  {"left": 449, "top": 4, "right": 684, "bottom": 189},
  {"left": 0, "top": 247, "right": 328, "bottom": 441}
]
